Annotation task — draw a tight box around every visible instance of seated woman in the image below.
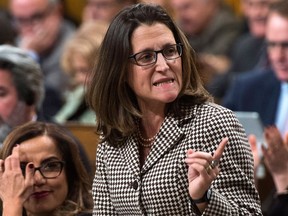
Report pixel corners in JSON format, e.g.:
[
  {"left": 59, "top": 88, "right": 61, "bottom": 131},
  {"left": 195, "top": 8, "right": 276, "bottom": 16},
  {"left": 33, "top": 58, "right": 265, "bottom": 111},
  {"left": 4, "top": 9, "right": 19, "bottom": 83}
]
[
  {"left": 54, "top": 21, "right": 108, "bottom": 124},
  {"left": 0, "top": 121, "right": 93, "bottom": 216}
]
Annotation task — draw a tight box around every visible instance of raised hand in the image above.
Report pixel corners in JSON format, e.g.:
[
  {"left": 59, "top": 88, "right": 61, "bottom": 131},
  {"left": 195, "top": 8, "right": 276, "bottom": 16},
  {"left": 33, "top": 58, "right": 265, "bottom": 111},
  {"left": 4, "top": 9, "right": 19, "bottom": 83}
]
[
  {"left": 262, "top": 126, "right": 288, "bottom": 194},
  {"left": 185, "top": 137, "right": 228, "bottom": 200},
  {"left": 0, "top": 145, "right": 34, "bottom": 214},
  {"left": 262, "top": 126, "right": 288, "bottom": 174}
]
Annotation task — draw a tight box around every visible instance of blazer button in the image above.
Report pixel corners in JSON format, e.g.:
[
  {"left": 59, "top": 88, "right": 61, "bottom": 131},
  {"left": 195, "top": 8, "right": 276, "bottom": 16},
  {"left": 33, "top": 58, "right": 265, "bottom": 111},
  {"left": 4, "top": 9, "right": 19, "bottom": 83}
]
[{"left": 132, "top": 180, "right": 138, "bottom": 190}]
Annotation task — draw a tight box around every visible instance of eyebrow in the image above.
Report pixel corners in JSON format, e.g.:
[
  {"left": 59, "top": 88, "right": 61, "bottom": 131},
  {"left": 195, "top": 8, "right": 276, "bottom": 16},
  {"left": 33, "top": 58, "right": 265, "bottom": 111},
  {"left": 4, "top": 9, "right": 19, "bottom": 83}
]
[
  {"left": 134, "top": 43, "right": 177, "bottom": 53},
  {"left": 20, "top": 156, "right": 62, "bottom": 165}
]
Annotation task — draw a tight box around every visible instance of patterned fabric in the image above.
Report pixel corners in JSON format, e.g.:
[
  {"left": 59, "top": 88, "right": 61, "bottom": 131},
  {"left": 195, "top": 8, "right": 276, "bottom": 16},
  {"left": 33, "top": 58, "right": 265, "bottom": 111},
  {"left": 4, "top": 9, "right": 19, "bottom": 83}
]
[{"left": 92, "top": 103, "right": 262, "bottom": 215}]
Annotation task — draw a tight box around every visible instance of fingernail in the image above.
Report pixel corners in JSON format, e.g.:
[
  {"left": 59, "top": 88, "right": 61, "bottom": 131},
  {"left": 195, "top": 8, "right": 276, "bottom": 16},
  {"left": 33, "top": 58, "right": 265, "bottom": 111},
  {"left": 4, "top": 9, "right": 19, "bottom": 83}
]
[{"left": 28, "top": 164, "right": 34, "bottom": 169}]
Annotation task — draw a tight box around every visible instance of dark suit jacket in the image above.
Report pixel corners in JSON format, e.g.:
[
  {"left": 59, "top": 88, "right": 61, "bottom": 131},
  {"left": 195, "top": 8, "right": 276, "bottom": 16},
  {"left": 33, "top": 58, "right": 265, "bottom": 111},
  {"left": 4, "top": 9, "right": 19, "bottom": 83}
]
[
  {"left": 222, "top": 68, "right": 281, "bottom": 126},
  {"left": 207, "top": 34, "right": 267, "bottom": 99}
]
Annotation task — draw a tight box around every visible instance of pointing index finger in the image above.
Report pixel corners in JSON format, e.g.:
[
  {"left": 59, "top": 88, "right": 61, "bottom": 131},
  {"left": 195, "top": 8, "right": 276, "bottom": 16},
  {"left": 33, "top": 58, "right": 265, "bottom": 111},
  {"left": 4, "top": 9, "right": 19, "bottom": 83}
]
[{"left": 213, "top": 137, "right": 228, "bottom": 161}]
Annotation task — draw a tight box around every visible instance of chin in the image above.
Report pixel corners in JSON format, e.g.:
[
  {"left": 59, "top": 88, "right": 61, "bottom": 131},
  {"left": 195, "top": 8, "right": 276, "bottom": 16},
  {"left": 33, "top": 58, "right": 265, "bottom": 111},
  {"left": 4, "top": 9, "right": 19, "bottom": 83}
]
[
  {"left": 161, "top": 95, "right": 179, "bottom": 103},
  {"left": 276, "top": 71, "right": 288, "bottom": 82}
]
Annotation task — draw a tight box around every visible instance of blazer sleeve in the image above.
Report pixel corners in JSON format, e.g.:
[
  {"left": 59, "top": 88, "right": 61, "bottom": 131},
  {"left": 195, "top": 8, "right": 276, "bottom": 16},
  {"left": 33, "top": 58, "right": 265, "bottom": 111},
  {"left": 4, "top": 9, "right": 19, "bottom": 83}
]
[
  {"left": 200, "top": 106, "right": 262, "bottom": 215},
  {"left": 92, "top": 143, "right": 117, "bottom": 215}
]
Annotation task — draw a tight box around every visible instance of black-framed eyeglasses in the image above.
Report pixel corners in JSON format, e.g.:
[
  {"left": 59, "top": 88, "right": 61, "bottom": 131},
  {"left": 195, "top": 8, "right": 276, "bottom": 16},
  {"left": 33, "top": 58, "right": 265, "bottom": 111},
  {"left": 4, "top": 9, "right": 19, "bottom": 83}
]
[
  {"left": 20, "top": 160, "right": 65, "bottom": 179},
  {"left": 266, "top": 40, "right": 288, "bottom": 51},
  {"left": 13, "top": 4, "right": 54, "bottom": 26},
  {"left": 129, "top": 43, "right": 183, "bottom": 66}
]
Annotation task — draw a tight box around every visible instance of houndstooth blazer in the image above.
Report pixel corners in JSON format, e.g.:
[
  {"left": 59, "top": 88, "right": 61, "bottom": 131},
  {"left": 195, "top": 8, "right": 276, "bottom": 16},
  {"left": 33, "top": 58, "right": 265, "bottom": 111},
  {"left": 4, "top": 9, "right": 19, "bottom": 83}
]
[{"left": 92, "top": 103, "right": 262, "bottom": 215}]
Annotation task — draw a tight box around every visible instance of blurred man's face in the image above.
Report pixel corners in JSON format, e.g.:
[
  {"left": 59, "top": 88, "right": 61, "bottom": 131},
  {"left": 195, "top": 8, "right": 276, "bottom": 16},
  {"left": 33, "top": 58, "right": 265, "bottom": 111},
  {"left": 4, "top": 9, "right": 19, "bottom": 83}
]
[
  {"left": 83, "top": 0, "right": 124, "bottom": 23},
  {"left": 10, "top": 0, "right": 58, "bottom": 36},
  {"left": 241, "top": 0, "right": 277, "bottom": 38},
  {"left": 0, "top": 69, "right": 28, "bottom": 143},
  {"left": 170, "top": 0, "right": 217, "bottom": 36},
  {"left": 0, "top": 69, "right": 19, "bottom": 123},
  {"left": 266, "top": 12, "right": 288, "bottom": 82}
]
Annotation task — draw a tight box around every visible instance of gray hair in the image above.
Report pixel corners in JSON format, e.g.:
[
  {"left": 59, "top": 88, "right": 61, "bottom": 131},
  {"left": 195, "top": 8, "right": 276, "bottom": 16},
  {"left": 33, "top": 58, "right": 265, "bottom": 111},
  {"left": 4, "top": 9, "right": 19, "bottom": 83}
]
[{"left": 0, "top": 45, "right": 44, "bottom": 109}]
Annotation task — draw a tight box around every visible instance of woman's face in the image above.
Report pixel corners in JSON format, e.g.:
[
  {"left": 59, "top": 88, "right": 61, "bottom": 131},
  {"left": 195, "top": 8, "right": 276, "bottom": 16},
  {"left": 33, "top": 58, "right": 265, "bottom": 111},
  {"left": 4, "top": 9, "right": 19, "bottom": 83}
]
[
  {"left": 127, "top": 23, "right": 182, "bottom": 111},
  {"left": 71, "top": 53, "right": 90, "bottom": 86},
  {"left": 18, "top": 135, "right": 68, "bottom": 215}
]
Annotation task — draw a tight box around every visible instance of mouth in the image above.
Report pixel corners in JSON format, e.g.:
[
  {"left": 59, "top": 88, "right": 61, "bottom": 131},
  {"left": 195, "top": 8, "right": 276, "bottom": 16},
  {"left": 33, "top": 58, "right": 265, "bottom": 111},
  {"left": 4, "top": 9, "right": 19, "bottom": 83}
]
[
  {"left": 252, "top": 17, "right": 266, "bottom": 24},
  {"left": 153, "top": 79, "right": 175, "bottom": 87},
  {"left": 31, "top": 191, "right": 50, "bottom": 199},
  {"left": 274, "top": 63, "right": 288, "bottom": 70}
]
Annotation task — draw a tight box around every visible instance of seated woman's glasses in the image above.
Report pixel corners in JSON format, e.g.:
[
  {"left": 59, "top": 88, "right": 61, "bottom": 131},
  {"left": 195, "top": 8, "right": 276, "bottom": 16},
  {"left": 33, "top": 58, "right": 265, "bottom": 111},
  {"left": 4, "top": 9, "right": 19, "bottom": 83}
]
[{"left": 20, "top": 160, "right": 65, "bottom": 179}]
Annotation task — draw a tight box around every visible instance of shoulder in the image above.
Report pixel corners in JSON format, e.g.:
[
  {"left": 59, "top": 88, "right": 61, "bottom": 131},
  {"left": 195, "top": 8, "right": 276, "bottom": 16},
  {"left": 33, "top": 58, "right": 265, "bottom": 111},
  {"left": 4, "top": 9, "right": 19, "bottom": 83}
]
[
  {"left": 232, "top": 68, "right": 275, "bottom": 87},
  {"left": 181, "top": 102, "right": 236, "bottom": 124},
  {"left": 200, "top": 103, "right": 235, "bottom": 120},
  {"left": 234, "top": 33, "right": 264, "bottom": 51}
]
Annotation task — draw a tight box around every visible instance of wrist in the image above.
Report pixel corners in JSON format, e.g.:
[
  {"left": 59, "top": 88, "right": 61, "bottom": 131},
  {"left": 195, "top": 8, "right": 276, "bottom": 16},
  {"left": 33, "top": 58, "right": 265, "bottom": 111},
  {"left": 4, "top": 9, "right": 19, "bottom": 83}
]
[
  {"left": 191, "top": 189, "right": 212, "bottom": 204},
  {"left": 3, "top": 200, "right": 23, "bottom": 215},
  {"left": 276, "top": 186, "right": 288, "bottom": 195},
  {"left": 273, "top": 174, "right": 288, "bottom": 194}
]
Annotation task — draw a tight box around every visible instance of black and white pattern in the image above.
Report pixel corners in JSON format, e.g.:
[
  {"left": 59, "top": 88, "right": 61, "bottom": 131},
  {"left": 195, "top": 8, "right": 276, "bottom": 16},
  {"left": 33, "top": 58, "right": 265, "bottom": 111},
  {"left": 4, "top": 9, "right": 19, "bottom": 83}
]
[{"left": 92, "top": 103, "right": 262, "bottom": 215}]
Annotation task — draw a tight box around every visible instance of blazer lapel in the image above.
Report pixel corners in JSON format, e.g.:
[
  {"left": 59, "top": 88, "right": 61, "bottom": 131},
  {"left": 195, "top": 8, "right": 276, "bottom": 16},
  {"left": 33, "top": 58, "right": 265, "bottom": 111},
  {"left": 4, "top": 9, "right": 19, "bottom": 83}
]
[
  {"left": 119, "top": 104, "right": 197, "bottom": 176},
  {"left": 120, "top": 135, "right": 140, "bottom": 177},
  {"left": 141, "top": 105, "right": 196, "bottom": 175}
]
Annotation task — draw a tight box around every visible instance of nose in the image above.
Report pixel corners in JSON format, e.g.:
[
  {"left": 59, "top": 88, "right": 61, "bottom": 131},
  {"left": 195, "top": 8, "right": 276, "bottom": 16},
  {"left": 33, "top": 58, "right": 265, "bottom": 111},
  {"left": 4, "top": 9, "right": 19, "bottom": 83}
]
[
  {"left": 19, "top": 24, "right": 35, "bottom": 36},
  {"left": 33, "top": 169, "right": 46, "bottom": 185},
  {"left": 155, "top": 53, "right": 169, "bottom": 71}
]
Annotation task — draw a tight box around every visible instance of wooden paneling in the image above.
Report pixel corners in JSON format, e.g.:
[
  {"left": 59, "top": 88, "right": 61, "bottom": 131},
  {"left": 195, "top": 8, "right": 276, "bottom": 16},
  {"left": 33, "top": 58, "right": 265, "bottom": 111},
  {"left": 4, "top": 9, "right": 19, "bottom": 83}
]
[{"left": 65, "top": 123, "right": 99, "bottom": 174}]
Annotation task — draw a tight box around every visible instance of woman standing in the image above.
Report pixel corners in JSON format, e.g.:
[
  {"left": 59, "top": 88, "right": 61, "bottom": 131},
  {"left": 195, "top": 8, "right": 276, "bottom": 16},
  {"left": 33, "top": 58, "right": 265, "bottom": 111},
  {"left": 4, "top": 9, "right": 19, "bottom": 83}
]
[{"left": 87, "top": 3, "right": 262, "bottom": 215}]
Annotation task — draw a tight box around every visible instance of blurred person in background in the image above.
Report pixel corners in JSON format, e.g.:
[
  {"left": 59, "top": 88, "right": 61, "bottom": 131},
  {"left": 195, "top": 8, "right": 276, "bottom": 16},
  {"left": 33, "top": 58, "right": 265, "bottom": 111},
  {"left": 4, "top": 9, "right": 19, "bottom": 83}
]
[
  {"left": 222, "top": 2, "right": 288, "bottom": 210},
  {"left": 0, "top": 45, "right": 44, "bottom": 146},
  {"left": 138, "top": 0, "right": 174, "bottom": 16},
  {"left": 54, "top": 21, "right": 108, "bottom": 125},
  {"left": 170, "top": 0, "right": 241, "bottom": 86},
  {"left": 82, "top": 0, "right": 137, "bottom": 23},
  {"left": 9, "top": 0, "right": 76, "bottom": 118},
  {"left": 223, "top": 0, "right": 288, "bottom": 137},
  {"left": 208, "top": 0, "right": 280, "bottom": 102},
  {"left": 0, "top": 9, "right": 16, "bottom": 45}
]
